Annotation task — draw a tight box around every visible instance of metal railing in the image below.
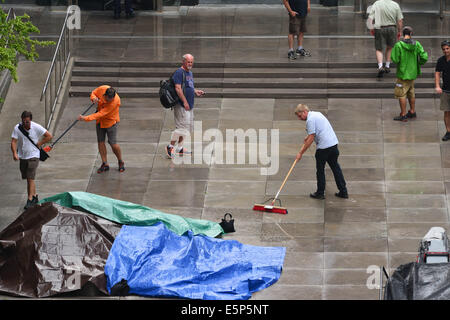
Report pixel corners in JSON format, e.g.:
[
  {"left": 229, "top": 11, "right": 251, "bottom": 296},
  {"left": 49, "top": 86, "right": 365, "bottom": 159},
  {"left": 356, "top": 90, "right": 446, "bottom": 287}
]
[
  {"left": 40, "top": 7, "right": 74, "bottom": 129},
  {"left": 0, "top": 8, "right": 16, "bottom": 110}
]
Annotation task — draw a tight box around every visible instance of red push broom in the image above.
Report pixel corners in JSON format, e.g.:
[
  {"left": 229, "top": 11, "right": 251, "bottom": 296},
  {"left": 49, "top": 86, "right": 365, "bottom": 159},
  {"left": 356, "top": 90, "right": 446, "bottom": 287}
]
[
  {"left": 253, "top": 157, "right": 299, "bottom": 215},
  {"left": 43, "top": 102, "right": 95, "bottom": 153}
]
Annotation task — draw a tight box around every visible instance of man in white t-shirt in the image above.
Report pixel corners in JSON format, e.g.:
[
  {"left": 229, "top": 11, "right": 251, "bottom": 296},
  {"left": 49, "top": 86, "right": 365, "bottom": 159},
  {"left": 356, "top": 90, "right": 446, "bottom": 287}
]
[
  {"left": 11, "top": 111, "right": 52, "bottom": 210},
  {"left": 295, "top": 104, "right": 348, "bottom": 199}
]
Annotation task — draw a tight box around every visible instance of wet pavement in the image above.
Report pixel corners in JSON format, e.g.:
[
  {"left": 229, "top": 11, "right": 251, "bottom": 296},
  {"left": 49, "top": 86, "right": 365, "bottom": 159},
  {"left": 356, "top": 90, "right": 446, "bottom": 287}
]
[{"left": 0, "top": 4, "right": 450, "bottom": 300}]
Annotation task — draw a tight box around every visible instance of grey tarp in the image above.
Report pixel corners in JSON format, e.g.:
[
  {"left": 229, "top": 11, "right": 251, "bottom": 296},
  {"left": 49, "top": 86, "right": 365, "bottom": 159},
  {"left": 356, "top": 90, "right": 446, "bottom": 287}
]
[
  {"left": 384, "top": 262, "right": 450, "bottom": 300},
  {"left": 0, "top": 202, "right": 121, "bottom": 298}
]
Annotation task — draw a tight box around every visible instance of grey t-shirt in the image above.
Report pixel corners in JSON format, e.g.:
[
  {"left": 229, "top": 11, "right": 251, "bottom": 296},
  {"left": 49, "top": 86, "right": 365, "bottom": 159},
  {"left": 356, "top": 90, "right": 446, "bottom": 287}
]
[{"left": 306, "top": 111, "right": 338, "bottom": 149}]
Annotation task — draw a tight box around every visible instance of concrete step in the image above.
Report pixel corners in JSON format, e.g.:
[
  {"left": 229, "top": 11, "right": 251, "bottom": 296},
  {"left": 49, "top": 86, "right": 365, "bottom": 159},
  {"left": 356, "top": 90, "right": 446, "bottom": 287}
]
[
  {"left": 71, "top": 66, "right": 437, "bottom": 79},
  {"left": 70, "top": 77, "right": 435, "bottom": 89},
  {"left": 73, "top": 59, "right": 435, "bottom": 70},
  {"left": 69, "top": 86, "right": 437, "bottom": 99},
  {"left": 70, "top": 60, "right": 436, "bottom": 99}
]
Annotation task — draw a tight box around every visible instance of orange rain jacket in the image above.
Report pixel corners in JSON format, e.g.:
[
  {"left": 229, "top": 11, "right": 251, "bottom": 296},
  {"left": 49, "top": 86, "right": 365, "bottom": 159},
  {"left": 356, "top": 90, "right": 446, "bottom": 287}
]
[{"left": 84, "top": 85, "right": 121, "bottom": 128}]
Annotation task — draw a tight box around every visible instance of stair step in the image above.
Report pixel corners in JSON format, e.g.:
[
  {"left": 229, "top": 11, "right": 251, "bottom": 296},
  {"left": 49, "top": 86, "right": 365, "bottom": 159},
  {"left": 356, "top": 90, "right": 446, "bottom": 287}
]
[
  {"left": 69, "top": 86, "right": 436, "bottom": 99},
  {"left": 70, "top": 78, "right": 435, "bottom": 89},
  {"left": 71, "top": 68, "right": 437, "bottom": 79}
]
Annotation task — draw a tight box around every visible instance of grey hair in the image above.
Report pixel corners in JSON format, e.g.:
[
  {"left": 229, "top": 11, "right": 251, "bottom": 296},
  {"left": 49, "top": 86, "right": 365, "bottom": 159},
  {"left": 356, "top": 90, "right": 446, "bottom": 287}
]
[{"left": 294, "top": 104, "right": 310, "bottom": 114}]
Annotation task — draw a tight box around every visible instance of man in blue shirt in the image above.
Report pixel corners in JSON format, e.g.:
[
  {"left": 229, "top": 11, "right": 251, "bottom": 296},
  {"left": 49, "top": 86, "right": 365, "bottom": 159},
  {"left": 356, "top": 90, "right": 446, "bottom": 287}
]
[
  {"left": 166, "top": 54, "right": 205, "bottom": 158},
  {"left": 295, "top": 104, "right": 348, "bottom": 199},
  {"left": 283, "top": 0, "right": 311, "bottom": 60}
]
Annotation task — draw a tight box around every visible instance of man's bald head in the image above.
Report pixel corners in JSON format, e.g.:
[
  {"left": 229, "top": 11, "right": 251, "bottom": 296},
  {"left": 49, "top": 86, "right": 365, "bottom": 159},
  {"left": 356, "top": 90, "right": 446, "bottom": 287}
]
[{"left": 182, "top": 54, "right": 194, "bottom": 70}]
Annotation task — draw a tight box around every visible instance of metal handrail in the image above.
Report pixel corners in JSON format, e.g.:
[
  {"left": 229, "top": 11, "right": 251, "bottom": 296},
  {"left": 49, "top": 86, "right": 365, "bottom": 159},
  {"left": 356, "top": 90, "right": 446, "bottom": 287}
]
[
  {"left": 40, "top": 7, "right": 74, "bottom": 129},
  {"left": 2, "top": 8, "right": 16, "bottom": 51}
]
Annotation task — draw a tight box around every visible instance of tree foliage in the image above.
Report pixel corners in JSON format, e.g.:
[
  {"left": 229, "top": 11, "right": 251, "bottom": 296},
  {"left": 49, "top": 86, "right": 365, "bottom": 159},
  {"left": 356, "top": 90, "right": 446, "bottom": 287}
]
[{"left": 0, "top": 7, "right": 55, "bottom": 82}]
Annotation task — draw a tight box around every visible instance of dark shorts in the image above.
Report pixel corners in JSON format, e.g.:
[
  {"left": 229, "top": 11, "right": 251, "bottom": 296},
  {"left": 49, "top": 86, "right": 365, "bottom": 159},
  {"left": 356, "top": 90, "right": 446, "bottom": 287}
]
[
  {"left": 374, "top": 26, "right": 397, "bottom": 51},
  {"left": 289, "top": 14, "right": 307, "bottom": 35},
  {"left": 96, "top": 122, "right": 118, "bottom": 145},
  {"left": 20, "top": 158, "right": 39, "bottom": 180}
]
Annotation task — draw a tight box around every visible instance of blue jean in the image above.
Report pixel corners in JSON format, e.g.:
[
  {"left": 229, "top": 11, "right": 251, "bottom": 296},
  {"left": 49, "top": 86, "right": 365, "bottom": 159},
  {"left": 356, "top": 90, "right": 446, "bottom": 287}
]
[{"left": 315, "top": 144, "right": 347, "bottom": 195}]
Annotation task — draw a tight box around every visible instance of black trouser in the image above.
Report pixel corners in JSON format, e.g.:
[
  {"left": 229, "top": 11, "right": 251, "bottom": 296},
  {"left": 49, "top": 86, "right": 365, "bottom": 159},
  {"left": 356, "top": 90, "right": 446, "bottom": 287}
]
[
  {"left": 315, "top": 144, "right": 347, "bottom": 195},
  {"left": 114, "top": 0, "right": 133, "bottom": 15}
]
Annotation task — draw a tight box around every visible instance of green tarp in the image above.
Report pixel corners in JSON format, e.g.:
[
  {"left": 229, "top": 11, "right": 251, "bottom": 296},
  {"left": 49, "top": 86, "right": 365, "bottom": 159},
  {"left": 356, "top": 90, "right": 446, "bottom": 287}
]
[{"left": 41, "top": 191, "right": 224, "bottom": 238}]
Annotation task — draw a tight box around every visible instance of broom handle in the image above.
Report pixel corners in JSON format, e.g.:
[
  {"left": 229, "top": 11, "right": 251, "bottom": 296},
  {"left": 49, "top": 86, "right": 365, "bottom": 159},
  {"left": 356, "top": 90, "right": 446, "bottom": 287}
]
[
  {"left": 49, "top": 102, "right": 95, "bottom": 147},
  {"left": 271, "top": 157, "right": 299, "bottom": 206}
]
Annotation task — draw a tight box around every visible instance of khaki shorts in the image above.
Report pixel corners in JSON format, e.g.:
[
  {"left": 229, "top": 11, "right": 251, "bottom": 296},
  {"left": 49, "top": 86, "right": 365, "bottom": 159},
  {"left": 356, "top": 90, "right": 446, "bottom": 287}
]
[
  {"left": 394, "top": 79, "right": 415, "bottom": 99},
  {"left": 171, "top": 105, "right": 194, "bottom": 141},
  {"left": 289, "top": 15, "right": 307, "bottom": 35},
  {"left": 440, "top": 91, "right": 450, "bottom": 111},
  {"left": 374, "top": 26, "right": 397, "bottom": 51},
  {"left": 20, "top": 158, "right": 39, "bottom": 180}
]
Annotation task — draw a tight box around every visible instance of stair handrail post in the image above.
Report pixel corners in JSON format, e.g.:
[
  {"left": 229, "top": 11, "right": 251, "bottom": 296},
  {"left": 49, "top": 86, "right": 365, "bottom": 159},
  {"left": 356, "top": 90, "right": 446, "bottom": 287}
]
[{"left": 40, "top": 7, "right": 73, "bottom": 129}]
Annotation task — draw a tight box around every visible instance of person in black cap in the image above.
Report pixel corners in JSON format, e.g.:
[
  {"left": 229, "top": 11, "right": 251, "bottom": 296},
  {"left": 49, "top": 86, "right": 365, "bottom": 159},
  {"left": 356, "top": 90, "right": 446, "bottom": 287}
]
[{"left": 78, "top": 85, "right": 125, "bottom": 173}]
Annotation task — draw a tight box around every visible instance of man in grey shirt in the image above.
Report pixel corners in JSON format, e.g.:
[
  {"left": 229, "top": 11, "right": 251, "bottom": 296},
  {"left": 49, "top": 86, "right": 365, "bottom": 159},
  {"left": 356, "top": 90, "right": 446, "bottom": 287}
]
[
  {"left": 368, "top": 0, "right": 403, "bottom": 77},
  {"left": 295, "top": 104, "right": 348, "bottom": 199}
]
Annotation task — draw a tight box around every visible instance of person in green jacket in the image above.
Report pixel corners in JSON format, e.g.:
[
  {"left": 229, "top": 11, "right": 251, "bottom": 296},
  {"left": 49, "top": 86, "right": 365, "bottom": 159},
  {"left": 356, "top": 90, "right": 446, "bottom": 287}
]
[{"left": 391, "top": 26, "right": 428, "bottom": 122}]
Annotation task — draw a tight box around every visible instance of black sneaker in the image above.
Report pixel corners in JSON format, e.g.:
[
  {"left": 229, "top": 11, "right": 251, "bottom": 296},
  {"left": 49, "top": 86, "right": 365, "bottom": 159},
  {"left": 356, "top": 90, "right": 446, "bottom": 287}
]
[
  {"left": 384, "top": 66, "right": 390, "bottom": 74},
  {"left": 406, "top": 111, "right": 417, "bottom": 119},
  {"left": 442, "top": 132, "right": 450, "bottom": 141},
  {"left": 24, "top": 199, "right": 33, "bottom": 210},
  {"left": 288, "top": 51, "right": 296, "bottom": 60},
  {"left": 377, "top": 67, "right": 385, "bottom": 78},
  {"left": 393, "top": 114, "right": 408, "bottom": 122},
  {"left": 166, "top": 145, "right": 174, "bottom": 159},
  {"left": 31, "top": 195, "right": 39, "bottom": 205},
  {"left": 177, "top": 148, "right": 191, "bottom": 156},
  {"left": 335, "top": 191, "right": 348, "bottom": 199},
  {"left": 310, "top": 192, "right": 325, "bottom": 200},
  {"left": 296, "top": 48, "right": 311, "bottom": 57}
]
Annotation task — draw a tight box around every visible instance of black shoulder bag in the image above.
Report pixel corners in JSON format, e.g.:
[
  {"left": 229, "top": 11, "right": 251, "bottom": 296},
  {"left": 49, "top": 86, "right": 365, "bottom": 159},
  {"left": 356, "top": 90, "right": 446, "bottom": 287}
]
[
  {"left": 159, "top": 69, "right": 186, "bottom": 109},
  {"left": 17, "top": 124, "right": 50, "bottom": 161}
]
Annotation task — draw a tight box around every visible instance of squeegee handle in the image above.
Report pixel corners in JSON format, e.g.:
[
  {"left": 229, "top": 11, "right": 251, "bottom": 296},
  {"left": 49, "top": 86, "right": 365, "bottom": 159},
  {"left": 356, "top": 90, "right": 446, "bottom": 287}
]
[
  {"left": 271, "top": 157, "right": 299, "bottom": 205},
  {"left": 49, "top": 102, "right": 95, "bottom": 148}
]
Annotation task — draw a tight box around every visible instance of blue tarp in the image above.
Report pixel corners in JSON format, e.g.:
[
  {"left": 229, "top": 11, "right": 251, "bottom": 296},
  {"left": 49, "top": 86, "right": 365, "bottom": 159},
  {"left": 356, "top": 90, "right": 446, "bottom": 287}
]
[{"left": 105, "top": 222, "right": 286, "bottom": 300}]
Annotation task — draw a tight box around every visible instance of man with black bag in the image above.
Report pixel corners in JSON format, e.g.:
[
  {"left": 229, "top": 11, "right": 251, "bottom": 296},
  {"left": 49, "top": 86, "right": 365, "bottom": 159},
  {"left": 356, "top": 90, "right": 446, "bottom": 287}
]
[
  {"left": 166, "top": 54, "right": 205, "bottom": 159},
  {"left": 11, "top": 111, "right": 52, "bottom": 210}
]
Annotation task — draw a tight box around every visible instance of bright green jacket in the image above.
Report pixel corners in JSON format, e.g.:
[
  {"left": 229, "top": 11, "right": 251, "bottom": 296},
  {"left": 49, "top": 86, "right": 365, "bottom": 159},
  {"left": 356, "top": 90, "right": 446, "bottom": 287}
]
[{"left": 391, "top": 39, "right": 428, "bottom": 80}]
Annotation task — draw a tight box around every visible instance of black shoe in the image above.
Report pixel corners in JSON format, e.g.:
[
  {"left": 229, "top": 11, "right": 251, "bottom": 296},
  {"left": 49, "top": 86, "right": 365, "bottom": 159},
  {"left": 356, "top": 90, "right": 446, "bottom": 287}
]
[
  {"left": 288, "top": 51, "right": 296, "bottom": 60},
  {"left": 166, "top": 145, "right": 174, "bottom": 159},
  {"left": 377, "top": 67, "right": 385, "bottom": 78},
  {"left": 24, "top": 199, "right": 33, "bottom": 210},
  {"left": 442, "top": 132, "right": 450, "bottom": 141},
  {"left": 126, "top": 11, "right": 135, "bottom": 19},
  {"left": 295, "top": 48, "right": 311, "bottom": 57},
  {"left": 335, "top": 191, "right": 348, "bottom": 199},
  {"left": 31, "top": 195, "right": 39, "bottom": 205},
  {"left": 177, "top": 148, "right": 191, "bottom": 156},
  {"left": 406, "top": 111, "right": 416, "bottom": 119},
  {"left": 310, "top": 192, "right": 325, "bottom": 200},
  {"left": 384, "top": 66, "right": 390, "bottom": 74},
  {"left": 393, "top": 114, "right": 408, "bottom": 122}
]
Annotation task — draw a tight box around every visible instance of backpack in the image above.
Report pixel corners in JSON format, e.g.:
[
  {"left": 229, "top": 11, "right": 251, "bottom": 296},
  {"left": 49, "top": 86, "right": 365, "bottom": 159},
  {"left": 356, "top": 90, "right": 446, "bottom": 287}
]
[{"left": 159, "top": 69, "right": 186, "bottom": 109}]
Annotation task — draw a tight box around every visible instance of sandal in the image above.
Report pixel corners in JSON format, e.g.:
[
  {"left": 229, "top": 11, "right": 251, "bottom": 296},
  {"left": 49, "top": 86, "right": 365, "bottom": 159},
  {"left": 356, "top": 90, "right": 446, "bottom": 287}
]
[
  {"left": 118, "top": 160, "right": 125, "bottom": 172},
  {"left": 97, "top": 162, "right": 110, "bottom": 174}
]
